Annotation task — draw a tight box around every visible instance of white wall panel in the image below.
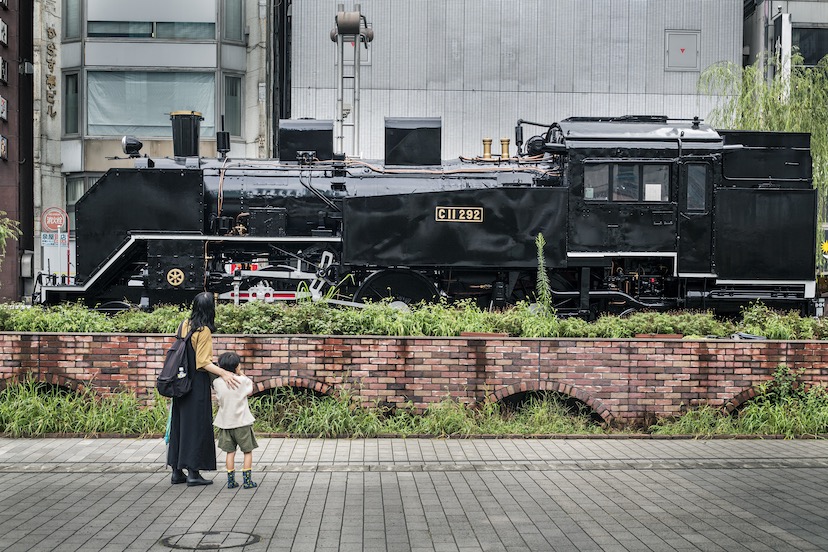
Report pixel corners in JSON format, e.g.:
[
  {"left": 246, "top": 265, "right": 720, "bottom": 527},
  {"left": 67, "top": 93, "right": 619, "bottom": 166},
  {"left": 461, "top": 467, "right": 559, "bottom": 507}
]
[
  {"left": 572, "top": 1, "right": 593, "bottom": 94},
  {"left": 462, "top": 4, "right": 484, "bottom": 92},
  {"left": 425, "top": 3, "right": 447, "bottom": 90},
  {"left": 444, "top": 2, "right": 465, "bottom": 91},
  {"left": 85, "top": 43, "right": 216, "bottom": 68},
  {"left": 590, "top": 0, "right": 611, "bottom": 94},
  {"left": 628, "top": 1, "right": 647, "bottom": 98},
  {"left": 645, "top": 1, "right": 667, "bottom": 95},
  {"left": 551, "top": 0, "right": 576, "bottom": 94},
  {"left": 517, "top": 0, "right": 538, "bottom": 93},
  {"left": 609, "top": 0, "right": 630, "bottom": 95}
]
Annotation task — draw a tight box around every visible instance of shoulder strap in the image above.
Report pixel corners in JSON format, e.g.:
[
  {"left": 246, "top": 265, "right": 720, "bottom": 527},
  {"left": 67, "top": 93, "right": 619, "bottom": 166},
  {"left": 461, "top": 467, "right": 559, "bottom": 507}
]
[{"left": 176, "top": 321, "right": 196, "bottom": 341}]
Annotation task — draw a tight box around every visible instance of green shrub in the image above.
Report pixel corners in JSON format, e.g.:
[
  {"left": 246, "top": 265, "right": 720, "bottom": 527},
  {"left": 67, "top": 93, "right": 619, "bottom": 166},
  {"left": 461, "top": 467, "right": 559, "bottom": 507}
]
[
  {"left": 739, "top": 301, "right": 813, "bottom": 340},
  {"left": 113, "top": 304, "right": 187, "bottom": 333},
  {"left": 0, "top": 298, "right": 822, "bottom": 340}
]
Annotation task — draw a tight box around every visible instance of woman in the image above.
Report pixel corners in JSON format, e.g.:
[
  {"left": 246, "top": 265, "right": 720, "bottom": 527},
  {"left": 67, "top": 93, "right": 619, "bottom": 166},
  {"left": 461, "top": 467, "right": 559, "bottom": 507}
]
[{"left": 167, "top": 291, "right": 239, "bottom": 486}]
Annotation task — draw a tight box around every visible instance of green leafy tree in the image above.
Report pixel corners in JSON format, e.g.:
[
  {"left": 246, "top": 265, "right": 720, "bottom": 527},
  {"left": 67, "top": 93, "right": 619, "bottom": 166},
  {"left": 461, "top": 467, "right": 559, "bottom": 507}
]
[
  {"left": 698, "top": 55, "right": 828, "bottom": 227},
  {"left": 0, "top": 210, "right": 21, "bottom": 276}
]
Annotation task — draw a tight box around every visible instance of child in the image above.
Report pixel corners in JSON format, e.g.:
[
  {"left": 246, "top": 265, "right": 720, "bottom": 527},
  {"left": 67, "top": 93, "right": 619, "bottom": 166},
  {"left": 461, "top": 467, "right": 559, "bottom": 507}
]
[{"left": 213, "top": 351, "right": 258, "bottom": 489}]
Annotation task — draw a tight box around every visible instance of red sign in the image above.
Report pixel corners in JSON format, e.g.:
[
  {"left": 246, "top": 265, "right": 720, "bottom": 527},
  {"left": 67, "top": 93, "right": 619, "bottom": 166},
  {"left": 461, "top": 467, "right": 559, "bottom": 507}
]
[{"left": 42, "top": 207, "right": 67, "bottom": 232}]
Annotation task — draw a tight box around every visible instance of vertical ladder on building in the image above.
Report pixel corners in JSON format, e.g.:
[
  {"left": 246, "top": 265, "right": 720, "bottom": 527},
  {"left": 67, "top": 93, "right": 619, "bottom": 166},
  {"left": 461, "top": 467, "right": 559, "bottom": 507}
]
[{"left": 331, "top": 4, "right": 373, "bottom": 157}]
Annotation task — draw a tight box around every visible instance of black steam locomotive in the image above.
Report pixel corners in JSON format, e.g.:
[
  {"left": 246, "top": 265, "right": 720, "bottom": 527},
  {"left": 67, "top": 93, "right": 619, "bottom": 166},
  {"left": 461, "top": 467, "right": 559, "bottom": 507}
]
[{"left": 38, "top": 115, "right": 817, "bottom": 317}]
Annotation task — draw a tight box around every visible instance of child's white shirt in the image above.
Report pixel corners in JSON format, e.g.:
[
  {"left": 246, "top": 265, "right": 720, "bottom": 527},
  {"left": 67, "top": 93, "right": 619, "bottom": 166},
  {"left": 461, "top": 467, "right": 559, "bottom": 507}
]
[{"left": 212, "top": 375, "right": 255, "bottom": 429}]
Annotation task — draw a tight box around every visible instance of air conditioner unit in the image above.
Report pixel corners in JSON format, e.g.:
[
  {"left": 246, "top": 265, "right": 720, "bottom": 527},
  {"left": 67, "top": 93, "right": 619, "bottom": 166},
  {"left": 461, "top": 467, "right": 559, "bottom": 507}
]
[
  {"left": 0, "top": 20, "right": 7, "bottom": 45},
  {"left": 0, "top": 58, "right": 7, "bottom": 84}
]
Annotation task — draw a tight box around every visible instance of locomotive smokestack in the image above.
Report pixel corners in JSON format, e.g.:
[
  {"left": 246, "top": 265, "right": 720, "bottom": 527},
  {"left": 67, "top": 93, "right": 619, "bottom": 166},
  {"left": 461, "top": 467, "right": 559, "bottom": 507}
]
[{"left": 170, "top": 110, "right": 203, "bottom": 158}]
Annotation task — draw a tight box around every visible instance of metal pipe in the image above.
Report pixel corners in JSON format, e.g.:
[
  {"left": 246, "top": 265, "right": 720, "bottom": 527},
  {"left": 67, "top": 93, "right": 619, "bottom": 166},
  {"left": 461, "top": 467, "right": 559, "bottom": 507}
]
[
  {"left": 353, "top": 6, "right": 361, "bottom": 158},
  {"left": 334, "top": 4, "right": 345, "bottom": 154}
]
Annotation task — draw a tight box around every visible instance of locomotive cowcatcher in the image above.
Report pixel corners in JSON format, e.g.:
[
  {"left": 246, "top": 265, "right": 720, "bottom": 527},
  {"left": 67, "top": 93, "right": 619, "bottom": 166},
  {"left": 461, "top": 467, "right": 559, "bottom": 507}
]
[{"left": 37, "top": 114, "right": 817, "bottom": 317}]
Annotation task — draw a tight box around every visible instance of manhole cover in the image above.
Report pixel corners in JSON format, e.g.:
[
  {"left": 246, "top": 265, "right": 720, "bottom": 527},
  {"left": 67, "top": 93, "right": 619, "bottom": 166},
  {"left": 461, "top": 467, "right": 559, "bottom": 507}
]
[{"left": 159, "top": 531, "right": 261, "bottom": 550}]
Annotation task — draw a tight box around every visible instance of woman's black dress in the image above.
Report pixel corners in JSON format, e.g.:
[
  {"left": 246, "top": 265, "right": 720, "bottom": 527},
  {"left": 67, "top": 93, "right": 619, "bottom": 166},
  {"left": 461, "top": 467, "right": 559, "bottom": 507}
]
[{"left": 167, "top": 363, "right": 216, "bottom": 471}]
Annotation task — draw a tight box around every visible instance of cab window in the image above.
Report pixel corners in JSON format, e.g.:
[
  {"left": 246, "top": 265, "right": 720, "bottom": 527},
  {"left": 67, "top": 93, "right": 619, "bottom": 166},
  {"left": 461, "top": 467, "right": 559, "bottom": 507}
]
[{"left": 584, "top": 163, "right": 670, "bottom": 202}]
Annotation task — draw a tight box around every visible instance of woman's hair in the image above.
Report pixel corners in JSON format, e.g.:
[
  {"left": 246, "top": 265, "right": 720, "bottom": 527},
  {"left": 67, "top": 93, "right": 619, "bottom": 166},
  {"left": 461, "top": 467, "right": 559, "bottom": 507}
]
[{"left": 189, "top": 291, "right": 216, "bottom": 333}]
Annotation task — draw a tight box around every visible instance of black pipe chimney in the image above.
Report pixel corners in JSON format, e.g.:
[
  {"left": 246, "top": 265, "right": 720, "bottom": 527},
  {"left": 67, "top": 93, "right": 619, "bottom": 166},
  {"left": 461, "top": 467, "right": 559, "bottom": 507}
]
[{"left": 170, "top": 110, "right": 203, "bottom": 158}]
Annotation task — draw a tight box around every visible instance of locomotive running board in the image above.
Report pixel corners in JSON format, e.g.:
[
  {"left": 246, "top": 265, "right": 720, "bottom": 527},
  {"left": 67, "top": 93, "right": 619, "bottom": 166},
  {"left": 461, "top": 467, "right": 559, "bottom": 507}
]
[
  {"left": 38, "top": 233, "right": 342, "bottom": 304},
  {"left": 715, "top": 279, "right": 816, "bottom": 299}
]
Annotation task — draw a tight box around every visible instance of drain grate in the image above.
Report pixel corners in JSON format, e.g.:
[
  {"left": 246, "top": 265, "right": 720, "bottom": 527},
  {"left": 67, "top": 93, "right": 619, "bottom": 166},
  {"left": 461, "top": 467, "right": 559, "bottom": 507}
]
[{"left": 160, "top": 531, "right": 261, "bottom": 550}]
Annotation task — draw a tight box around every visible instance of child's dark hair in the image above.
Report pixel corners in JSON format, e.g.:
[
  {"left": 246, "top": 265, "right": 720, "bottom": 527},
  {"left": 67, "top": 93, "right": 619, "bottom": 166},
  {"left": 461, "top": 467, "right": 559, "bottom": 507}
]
[{"left": 218, "top": 351, "right": 241, "bottom": 373}]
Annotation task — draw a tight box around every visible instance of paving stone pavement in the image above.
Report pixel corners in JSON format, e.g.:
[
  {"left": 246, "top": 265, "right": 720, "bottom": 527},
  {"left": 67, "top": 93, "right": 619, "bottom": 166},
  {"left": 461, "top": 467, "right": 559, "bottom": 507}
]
[{"left": 0, "top": 437, "right": 827, "bottom": 551}]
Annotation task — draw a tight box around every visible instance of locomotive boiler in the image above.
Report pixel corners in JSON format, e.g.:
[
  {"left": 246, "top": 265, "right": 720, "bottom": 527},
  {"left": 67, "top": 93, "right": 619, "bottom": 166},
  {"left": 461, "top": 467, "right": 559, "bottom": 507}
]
[{"left": 37, "top": 114, "right": 818, "bottom": 317}]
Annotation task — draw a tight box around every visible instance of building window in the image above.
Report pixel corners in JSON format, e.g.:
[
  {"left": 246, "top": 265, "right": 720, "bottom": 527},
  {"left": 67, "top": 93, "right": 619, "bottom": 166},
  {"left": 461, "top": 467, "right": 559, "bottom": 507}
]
[
  {"left": 86, "top": 21, "right": 216, "bottom": 40},
  {"left": 63, "top": 0, "right": 81, "bottom": 41},
  {"left": 87, "top": 21, "right": 153, "bottom": 38},
  {"left": 156, "top": 22, "right": 216, "bottom": 40},
  {"left": 584, "top": 163, "right": 671, "bottom": 203},
  {"left": 65, "top": 174, "right": 103, "bottom": 238},
  {"left": 87, "top": 71, "right": 215, "bottom": 137},
  {"left": 65, "top": 176, "right": 88, "bottom": 237},
  {"left": 224, "top": 75, "right": 242, "bottom": 136},
  {"left": 792, "top": 27, "right": 828, "bottom": 66},
  {"left": 64, "top": 73, "right": 79, "bottom": 136},
  {"left": 222, "top": 0, "right": 244, "bottom": 42}
]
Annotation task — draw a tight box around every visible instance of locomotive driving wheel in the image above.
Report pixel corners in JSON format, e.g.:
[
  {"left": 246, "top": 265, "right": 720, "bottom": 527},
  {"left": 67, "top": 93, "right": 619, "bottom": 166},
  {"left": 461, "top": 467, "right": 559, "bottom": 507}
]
[
  {"left": 353, "top": 269, "right": 438, "bottom": 307},
  {"left": 166, "top": 268, "right": 186, "bottom": 287}
]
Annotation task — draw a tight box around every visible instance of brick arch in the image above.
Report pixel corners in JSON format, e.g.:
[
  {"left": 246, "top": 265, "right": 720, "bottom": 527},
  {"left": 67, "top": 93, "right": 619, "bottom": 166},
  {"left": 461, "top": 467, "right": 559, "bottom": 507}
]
[
  {"left": 252, "top": 376, "right": 332, "bottom": 397},
  {"left": 723, "top": 387, "right": 759, "bottom": 414},
  {"left": 486, "top": 381, "right": 615, "bottom": 424}
]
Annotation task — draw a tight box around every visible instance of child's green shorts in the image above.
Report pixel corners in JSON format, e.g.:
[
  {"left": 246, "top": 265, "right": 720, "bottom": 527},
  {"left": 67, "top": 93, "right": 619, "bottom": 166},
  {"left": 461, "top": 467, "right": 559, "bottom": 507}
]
[{"left": 216, "top": 425, "right": 258, "bottom": 453}]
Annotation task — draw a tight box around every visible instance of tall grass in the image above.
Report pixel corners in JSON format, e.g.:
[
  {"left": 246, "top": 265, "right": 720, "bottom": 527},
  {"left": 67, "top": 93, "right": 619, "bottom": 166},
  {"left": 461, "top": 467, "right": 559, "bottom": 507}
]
[
  {"left": 250, "top": 390, "right": 606, "bottom": 437},
  {"left": 650, "top": 365, "right": 828, "bottom": 438},
  {"left": 1, "top": 371, "right": 826, "bottom": 437},
  {"left": 0, "top": 378, "right": 168, "bottom": 437}
]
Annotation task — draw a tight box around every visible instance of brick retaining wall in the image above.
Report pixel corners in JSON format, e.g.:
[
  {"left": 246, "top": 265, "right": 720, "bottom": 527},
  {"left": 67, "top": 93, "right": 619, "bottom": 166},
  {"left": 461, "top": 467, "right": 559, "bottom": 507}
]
[{"left": 2, "top": 333, "right": 827, "bottom": 425}]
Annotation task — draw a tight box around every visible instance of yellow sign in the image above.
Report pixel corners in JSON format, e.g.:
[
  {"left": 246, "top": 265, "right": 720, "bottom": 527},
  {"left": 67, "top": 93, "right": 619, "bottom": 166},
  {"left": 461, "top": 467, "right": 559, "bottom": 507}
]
[{"left": 435, "top": 206, "right": 483, "bottom": 223}]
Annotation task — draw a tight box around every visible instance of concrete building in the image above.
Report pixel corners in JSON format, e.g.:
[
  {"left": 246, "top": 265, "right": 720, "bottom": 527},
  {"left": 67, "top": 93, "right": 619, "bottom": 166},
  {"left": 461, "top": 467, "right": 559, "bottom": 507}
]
[
  {"left": 744, "top": 0, "right": 828, "bottom": 76},
  {"left": 17, "top": 0, "right": 745, "bottom": 301}
]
